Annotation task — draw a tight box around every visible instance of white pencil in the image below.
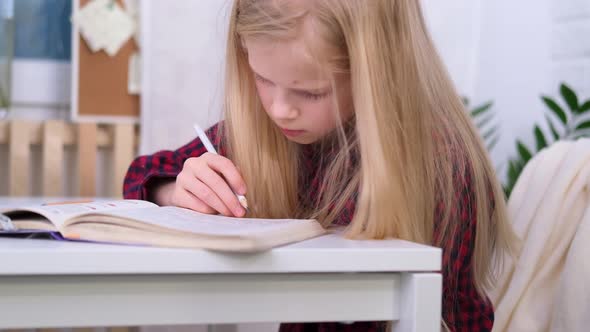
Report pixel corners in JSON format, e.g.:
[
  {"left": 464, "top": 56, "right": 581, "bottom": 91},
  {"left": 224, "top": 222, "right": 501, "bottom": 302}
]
[{"left": 193, "top": 124, "right": 249, "bottom": 210}]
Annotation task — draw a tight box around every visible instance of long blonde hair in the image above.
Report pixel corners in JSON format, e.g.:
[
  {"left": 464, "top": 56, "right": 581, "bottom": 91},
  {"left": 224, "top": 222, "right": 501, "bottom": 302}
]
[{"left": 222, "top": 0, "right": 516, "bottom": 294}]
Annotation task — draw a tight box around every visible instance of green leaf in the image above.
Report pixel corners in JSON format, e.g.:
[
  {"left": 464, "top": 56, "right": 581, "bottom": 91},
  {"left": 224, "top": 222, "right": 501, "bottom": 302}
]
[
  {"left": 580, "top": 100, "right": 590, "bottom": 113},
  {"left": 575, "top": 120, "right": 590, "bottom": 131},
  {"left": 0, "top": 86, "right": 7, "bottom": 108},
  {"left": 517, "top": 140, "right": 532, "bottom": 163},
  {"left": 482, "top": 125, "right": 499, "bottom": 141},
  {"left": 506, "top": 158, "right": 525, "bottom": 197},
  {"left": 508, "top": 160, "right": 518, "bottom": 185},
  {"left": 545, "top": 115, "right": 560, "bottom": 140},
  {"left": 487, "top": 136, "right": 500, "bottom": 151},
  {"left": 515, "top": 159, "right": 525, "bottom": 178},
  {"left": 470, "top": 102, "right": 493, "bottom": 118},
  {"left": 462, "top": 97, "right": 470, "bottom": 106},
  {"left": 475, "top": 114, "right": 495, "bottom": 130},
  {"left": 572, "top": 131, "right": 590, "bottom": 139},
  {"left": 543, "top": 96, "right": 567, "bottom": 124},
  {"left": 534, "top": 125, "right": 547, "bottom": 151},
  {"left": 560, "top": 83, "right": 579, "bottom": 112},
  {"left": 504, "top": 185, "right": 512, "bottom": 198}
]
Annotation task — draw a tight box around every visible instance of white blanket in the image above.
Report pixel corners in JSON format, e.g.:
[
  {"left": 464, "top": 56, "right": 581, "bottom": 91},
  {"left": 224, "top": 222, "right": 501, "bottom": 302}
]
[{"left": 491, "top": 139, "right": 590, "bottom": 332}]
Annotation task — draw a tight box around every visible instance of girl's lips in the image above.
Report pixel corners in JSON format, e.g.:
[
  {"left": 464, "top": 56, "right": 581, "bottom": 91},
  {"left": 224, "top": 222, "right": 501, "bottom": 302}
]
[{"left": 281, "top": 128, "right": 306, "bottom": 137}]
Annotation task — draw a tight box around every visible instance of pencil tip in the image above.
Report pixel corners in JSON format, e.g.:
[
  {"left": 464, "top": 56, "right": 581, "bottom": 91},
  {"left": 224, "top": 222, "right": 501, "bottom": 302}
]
[{"left": 239, "top": 196, "right": 249, "bottom": 210}]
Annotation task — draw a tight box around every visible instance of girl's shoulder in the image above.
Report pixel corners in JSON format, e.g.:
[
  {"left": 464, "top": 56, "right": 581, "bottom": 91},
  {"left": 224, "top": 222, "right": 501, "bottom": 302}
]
[
  {"left": 205, "top": 121, "right": 224, "bottom": 142},
  {"left": 204, "top": 121, "right": 226, "bottom": 155}
]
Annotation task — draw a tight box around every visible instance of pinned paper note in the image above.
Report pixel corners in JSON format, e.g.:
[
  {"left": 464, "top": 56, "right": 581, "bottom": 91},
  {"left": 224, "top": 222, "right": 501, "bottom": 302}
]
[
  {"left": 72, "top": 0, "right": 136, "bottom": 57},
  {"left": 123, "top": 0, "right": 141, "bottom": 47},
  {"left": 123, "top": 0, "right": 139, "bottom": 17}
]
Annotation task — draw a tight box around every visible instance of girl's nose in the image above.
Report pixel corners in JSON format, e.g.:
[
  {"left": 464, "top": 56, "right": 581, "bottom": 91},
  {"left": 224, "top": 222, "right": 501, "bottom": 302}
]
[{"left": 270, "top": 96, "right": 300, "bottom": 121}]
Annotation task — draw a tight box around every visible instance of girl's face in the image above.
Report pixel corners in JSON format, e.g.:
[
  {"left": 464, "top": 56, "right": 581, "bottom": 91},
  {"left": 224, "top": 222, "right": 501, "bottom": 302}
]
[{"left": 245, "top": 37, "right": 354, "bottom": 144}]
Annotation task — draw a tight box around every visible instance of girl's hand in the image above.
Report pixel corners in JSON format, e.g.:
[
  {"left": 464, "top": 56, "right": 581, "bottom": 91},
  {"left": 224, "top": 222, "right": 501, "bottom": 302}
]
[{"left": 162, "top": 153, "right": 247, "bottom": 217}]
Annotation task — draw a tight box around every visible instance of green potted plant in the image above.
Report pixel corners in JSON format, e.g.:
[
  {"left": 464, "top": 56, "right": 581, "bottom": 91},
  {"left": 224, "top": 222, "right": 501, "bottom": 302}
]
[
  {"left": 0, "top": 85, "right": 8, "bottom": 112},
  {"left": 505, "top": 83, "right": 590, "bottom": 196},
  {"left": 465, "top": 98, "right": 500, "bottom": 152}
]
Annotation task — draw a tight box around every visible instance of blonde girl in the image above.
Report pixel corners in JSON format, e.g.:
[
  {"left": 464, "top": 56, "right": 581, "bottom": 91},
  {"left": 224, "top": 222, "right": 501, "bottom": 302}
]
[{"left": 124, "top": 0, "right": 516, "bottom": 330}]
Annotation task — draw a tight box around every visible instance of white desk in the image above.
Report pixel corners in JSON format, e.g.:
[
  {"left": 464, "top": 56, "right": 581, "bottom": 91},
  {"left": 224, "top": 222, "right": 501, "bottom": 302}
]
[{"left": 0, "top": 230, "right": 442, "bottom": 331}]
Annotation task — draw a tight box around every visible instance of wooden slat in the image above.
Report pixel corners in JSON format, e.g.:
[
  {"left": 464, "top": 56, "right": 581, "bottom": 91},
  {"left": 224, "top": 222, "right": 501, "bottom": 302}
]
[
  {"left": 2, "top": 121, "right": 140, "bottom": 199},
  {"left": 38, "top": 328, "right": 95, "bottom": 332},
  {"left": 0, "top": 121, "right": 6, "bottom": 142},
  {"left": 77, "top": 123, "right": 98, "bottom": 197},
  {"left": 9, "top": 121, "right": 31, "bottom": 196},
  {"left": 112, "top": 124, "right": 135, "bottom": 198},
  {"left": 0, "top": 121, "right": 139, "bottom": 148},
  {"left": 5, "top": 327, "right": 100, "bottom": 331},
  {"left": 42, "top": 121, "right": 64, "bottom": 196}
]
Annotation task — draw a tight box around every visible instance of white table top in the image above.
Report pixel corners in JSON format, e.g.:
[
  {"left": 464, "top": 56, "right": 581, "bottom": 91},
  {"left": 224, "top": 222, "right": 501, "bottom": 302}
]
[
  {"left": 0, "top": 199, "right": 443, "bottom": 330},
  {"left": 0, "top": 233, "right": 441, "bottom": 275},
  {"left": 0, "top": 197, "right": 441, "bottom": 276}
]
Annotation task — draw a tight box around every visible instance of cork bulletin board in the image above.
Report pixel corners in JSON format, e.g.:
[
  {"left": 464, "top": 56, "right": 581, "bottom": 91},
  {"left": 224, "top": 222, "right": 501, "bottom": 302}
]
[{"left": 71, "top": 0, "right": 139, "bottom": 123}]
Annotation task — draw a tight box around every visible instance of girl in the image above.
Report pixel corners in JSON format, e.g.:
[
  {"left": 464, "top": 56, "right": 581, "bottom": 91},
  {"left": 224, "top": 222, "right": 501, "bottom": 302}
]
[{"left": 124, "top": 0, "right": 516, "bottom": 331}]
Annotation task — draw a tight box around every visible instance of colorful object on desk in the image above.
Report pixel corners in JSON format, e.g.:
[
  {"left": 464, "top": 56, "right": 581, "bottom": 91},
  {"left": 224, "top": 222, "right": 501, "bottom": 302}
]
[{"left": 0, "top": 213, "right": 15, "bottom": 231}]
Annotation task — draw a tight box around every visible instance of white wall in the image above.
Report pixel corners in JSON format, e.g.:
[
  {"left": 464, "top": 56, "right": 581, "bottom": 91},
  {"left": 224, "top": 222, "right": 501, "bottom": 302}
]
[
  {"left": 139, "top": 0, "right": 230, "bottom": 154},
  {"left": 421, "top": 0, "right": 483, "bottom": 99},
  {"left": 474, "top": 0, "right": 554, "bottom": 172},
  {"left": 474, "top": 0, "right": 589, "bottom": 176},
  {"left": 552, "top": 0, "right": 590, "bottom": 100},
  {"left": 423, "top": 0, "right": 590, "bottom": 175}
]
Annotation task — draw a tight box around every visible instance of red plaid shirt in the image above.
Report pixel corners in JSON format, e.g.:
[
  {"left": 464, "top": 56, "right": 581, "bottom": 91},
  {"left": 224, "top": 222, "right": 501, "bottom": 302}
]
[{"left": 123, "top": 122, "right": 494, "bottom": 332}]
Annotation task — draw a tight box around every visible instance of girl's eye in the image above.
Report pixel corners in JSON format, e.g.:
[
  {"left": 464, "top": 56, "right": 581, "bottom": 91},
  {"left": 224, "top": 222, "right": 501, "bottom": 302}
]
[
  {"left": 255, "top": 73, "right": 330, "bottom": 100},
  {"left": 255, "top": 74, "right": 273, "bottom": 85},
  {"left": 297, "top": 90, "right": 330, "bottom": 101}
]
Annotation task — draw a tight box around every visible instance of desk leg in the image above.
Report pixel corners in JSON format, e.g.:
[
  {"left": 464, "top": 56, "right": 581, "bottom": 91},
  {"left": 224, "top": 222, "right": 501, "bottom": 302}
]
[{"left": 393, "top": 273, "right": 442, "bottom": 332}]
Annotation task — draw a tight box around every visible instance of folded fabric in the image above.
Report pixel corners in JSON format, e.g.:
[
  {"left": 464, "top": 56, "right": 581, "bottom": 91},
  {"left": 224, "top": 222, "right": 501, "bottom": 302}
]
[{"left": 491, "top": 139, "right": 590, "bottom": 332}]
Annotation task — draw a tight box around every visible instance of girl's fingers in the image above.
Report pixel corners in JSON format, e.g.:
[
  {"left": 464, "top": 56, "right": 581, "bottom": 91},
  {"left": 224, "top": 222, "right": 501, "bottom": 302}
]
[
  {"left": 194, "top": 167, "right": 245, "bottom": 217},
  {"left": 182, "top": 175, "right": 234, "bottom": 217},
  {"left": 204, "top": 153, "right": 247, "bottom": 195},
  {"left": 174, "top": 188, "right": 216, "bottom": 214}
]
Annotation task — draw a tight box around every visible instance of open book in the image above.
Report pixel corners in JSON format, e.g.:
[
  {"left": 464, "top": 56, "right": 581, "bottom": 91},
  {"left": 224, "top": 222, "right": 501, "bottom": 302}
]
[{"left": 0, "top": 200, "right": 326, "bottom": 252}]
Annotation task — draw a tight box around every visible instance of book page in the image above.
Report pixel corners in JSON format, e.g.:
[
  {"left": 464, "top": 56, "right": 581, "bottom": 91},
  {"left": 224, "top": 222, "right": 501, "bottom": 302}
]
[
  {"left": 2, "top": 200, "right": 157, "bottom": 229},
  {"left": 79, "top": 206, "right": 319, "bottom": 236}
]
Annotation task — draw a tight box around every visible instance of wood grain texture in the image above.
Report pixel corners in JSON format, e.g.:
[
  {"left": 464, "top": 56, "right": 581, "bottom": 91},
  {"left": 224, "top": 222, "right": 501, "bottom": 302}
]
[
  {"left": 9, "top": 121, "right": 31, "bottom": 196},
  {"left": 77, "top": 122, "right": 98, "bottom": 197},
  {"left": 112, "top": 124, "right": 135, "bottom": 198},
  {"left": 42, "top": 121, "right": 64, "bottom": 196}
]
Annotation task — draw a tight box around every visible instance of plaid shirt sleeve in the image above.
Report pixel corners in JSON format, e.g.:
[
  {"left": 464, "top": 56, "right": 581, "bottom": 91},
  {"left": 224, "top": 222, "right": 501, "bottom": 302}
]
[
  {"left": 122, "top": 122, "right": 225, "bottom": 200},
  {"left": 280, "top": 170, "right": 493, "bottom": 332},
  {"left": 440, "top": 171, "right": 494, "bottom": 332}
]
